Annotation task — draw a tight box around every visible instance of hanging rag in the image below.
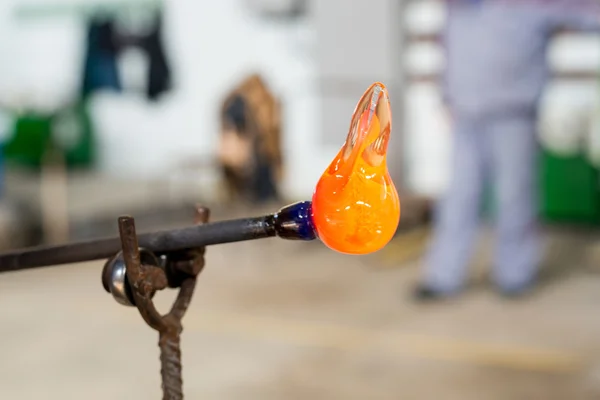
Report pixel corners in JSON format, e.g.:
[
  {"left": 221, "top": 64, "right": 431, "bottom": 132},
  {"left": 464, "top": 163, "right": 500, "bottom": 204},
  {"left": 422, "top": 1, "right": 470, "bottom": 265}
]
[
  {"left": 81, "top": 17, "right": 122, "bottom": 99},
  {"left": 140, "top": 13, "right": 172, "bottom": 101}
]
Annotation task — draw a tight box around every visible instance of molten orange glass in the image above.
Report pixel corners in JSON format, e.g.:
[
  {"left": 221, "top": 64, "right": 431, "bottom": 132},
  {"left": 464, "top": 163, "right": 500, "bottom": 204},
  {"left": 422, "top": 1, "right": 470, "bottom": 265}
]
[{"left": 311, "top": 82, "right": 400, "bottom": 255}]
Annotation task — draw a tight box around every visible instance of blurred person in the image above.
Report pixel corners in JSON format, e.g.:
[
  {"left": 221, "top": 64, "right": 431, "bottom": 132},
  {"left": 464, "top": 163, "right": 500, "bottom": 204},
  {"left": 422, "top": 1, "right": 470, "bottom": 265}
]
[
  {"left": 415, "top": 0, "right": 600, "bottom": 300},
  {"left": 218, "top": 74, "right": 283, "bottom": 204}
]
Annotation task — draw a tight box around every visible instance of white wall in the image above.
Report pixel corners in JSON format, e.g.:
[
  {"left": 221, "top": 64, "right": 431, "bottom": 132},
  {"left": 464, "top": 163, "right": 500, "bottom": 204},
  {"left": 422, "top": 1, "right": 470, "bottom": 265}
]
[
  {"left": 162, "top": 0, "right": 321, "bottom": 199},
  {"left": 0, "top": 0, "right": 321, "bottom": 199},
  {"left": 403, "top": 0, "right": 450, "bottom": 196},
  {"left": 2, "top": 0, "right": 600, "bottom": 202}
]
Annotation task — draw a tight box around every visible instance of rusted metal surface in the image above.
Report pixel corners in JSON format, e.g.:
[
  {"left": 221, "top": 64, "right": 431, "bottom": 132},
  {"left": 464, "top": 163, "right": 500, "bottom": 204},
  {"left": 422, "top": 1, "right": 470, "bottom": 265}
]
[
  {"left": 116, "top": 205, "right": 209, "bottom": 399},
  {"left": 0, "top": 201, "right": 318, "bottom": 397},
  {"left": 160, "top": 328, "right": 184, "bottom": 399},
  {"left": 3, "top": 201, "right": 320, "bottom": 399}
]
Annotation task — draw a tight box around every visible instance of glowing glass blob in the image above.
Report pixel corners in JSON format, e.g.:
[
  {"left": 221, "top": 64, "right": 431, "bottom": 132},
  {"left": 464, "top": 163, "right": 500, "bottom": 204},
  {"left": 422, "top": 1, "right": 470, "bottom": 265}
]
[{"left": 311, "top": 82, "right": 401, "bottom": 254}]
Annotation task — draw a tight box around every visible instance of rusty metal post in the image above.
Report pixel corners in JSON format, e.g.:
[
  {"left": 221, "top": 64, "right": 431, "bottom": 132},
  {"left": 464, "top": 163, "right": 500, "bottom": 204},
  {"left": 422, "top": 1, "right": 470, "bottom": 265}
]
[{"left": 117, "top": 205, "right": 209, "bottom": 400}]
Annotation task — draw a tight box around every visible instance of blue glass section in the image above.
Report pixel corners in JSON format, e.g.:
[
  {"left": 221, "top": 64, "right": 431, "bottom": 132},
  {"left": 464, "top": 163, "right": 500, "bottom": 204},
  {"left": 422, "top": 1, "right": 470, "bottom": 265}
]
[{"left": 273, "top": 201, "right": 317, "bottom": 240}]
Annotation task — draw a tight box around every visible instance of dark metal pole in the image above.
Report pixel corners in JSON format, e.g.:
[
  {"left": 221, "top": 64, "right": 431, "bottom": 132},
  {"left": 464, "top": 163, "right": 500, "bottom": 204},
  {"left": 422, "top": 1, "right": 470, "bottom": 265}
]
[{"left": 0, "top": 215, "right": 276, "bottom": 272}]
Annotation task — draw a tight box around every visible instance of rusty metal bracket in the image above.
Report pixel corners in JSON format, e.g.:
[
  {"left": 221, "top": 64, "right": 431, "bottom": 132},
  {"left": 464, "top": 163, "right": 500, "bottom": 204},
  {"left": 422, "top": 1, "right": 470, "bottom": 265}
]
[
  {"left": 109, "top": 205, "right": 209, "bottom": 400},
  {"left": 0, "top": 201, "right": 319, "bottom": 398}
]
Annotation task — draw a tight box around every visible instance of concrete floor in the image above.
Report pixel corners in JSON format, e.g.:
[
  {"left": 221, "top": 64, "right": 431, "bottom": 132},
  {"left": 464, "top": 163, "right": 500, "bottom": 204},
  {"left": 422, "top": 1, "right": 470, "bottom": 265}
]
[{"left": 1, "top": 228, "right": 600, "bottom": 399}]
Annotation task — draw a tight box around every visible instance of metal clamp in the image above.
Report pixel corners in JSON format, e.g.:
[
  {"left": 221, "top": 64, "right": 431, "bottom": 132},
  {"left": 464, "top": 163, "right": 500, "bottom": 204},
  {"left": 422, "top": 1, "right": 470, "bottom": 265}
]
[{"left": 101, "top": 205, "right": 209, "bottom": 400}]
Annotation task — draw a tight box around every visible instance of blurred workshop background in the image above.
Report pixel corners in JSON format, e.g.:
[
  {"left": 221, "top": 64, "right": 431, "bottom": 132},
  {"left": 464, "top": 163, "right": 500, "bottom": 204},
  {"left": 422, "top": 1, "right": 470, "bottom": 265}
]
[{"left": 1, "top": 0, "right": 600, "bottom": 399}]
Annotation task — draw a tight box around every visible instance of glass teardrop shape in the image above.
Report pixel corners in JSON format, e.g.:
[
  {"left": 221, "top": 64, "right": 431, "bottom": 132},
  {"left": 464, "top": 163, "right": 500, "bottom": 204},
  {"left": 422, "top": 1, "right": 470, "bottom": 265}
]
[{"left": 311, "top": 82, "right": 401, "bottom": 255}]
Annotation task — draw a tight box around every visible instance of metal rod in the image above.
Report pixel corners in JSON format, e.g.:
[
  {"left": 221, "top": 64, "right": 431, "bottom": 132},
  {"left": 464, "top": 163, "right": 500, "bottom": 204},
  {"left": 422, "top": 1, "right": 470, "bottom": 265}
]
[{"left": 0, "top": 215, "right": 275, "bottom": 273}]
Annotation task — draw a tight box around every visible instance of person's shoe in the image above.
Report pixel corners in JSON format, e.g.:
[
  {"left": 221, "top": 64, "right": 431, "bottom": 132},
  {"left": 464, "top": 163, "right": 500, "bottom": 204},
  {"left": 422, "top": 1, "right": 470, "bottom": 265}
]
[{"left": 412, "top": 285, "right": 456, "bottom": 303}]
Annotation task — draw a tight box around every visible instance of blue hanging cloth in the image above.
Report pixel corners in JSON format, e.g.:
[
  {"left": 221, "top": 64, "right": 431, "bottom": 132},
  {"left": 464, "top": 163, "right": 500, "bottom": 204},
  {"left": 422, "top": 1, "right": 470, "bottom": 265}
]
[{"left": 81, "top": 17, "right": 122, "bottom": 99}]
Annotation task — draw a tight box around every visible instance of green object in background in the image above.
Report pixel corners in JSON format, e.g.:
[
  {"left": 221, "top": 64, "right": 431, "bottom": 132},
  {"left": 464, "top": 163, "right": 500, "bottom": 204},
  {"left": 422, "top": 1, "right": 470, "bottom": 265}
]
[
  {"left": 3, "top": 113, "right": 53, "bottom": 168},
  {"left": 482, "top": 149, "right": 600, "bottom": 224},
  {"left": 54, "top": 102, "right": 95, "bottom": 168},
  {"left": 539, "top": 150, "right": 600, "bottom": 224},
  {"left": 3, "top": 102, "right": 95, "bottom": 170}
]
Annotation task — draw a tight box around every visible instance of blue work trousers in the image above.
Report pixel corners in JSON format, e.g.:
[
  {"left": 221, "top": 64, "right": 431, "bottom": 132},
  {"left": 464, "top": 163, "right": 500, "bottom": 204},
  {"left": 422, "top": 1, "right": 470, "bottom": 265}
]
[{"left": 423, "top": 112, "right": 541, "bottom": 293}]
